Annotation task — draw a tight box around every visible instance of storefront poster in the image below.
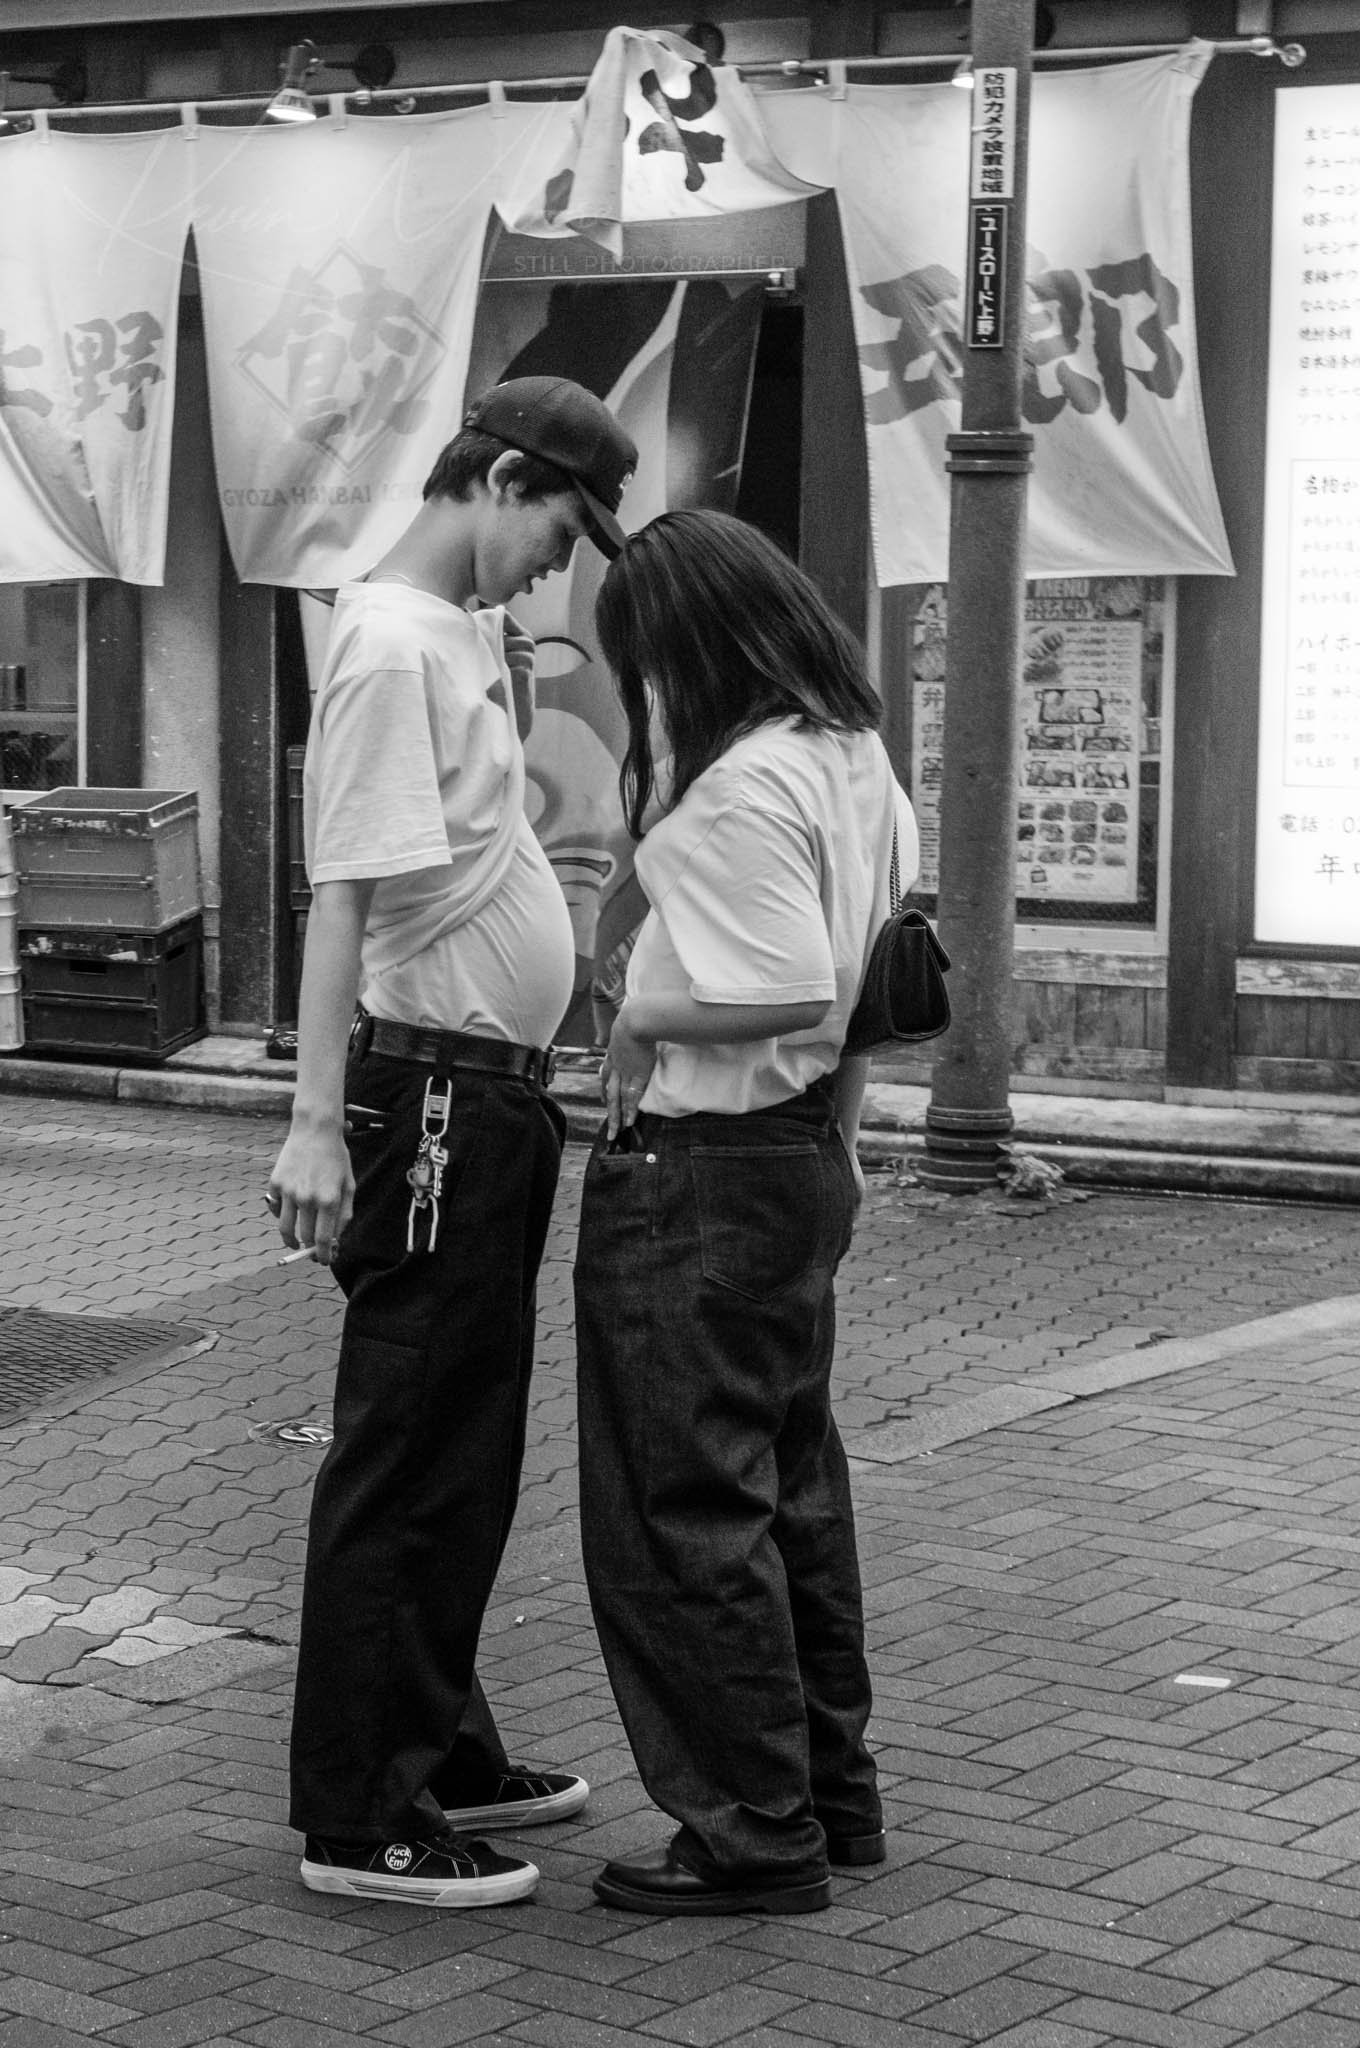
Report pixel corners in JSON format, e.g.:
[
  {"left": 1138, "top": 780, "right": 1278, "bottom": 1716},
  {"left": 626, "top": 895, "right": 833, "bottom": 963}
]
[
  {"left": 465, "top": 276, "right": 763, "bottom": 1040},
  {"left": 762, "top": 47, "right": 1234, "bottom": 587},
  {"left": 192, "top": 101, "right": 569, "bottom": 588},
  {"left": 912, "top": 578, "right": 1151, "bottom": 906},
  {"left": 498, "top": 27, "right": 817, "bottom": 258},
  {"left": 1255, "top": 85, "right": 1360, "bottom": 945},
  {"left": 0, "top": 124, "right": 192, "bottom": 585}
]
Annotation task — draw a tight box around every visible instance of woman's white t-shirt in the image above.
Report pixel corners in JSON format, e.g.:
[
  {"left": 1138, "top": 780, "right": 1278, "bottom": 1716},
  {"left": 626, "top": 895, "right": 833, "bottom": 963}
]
[
  {"left": 628, "top": 718, "right": 919, "bottom": 1117},
  {"left": 304, "top": 581, "right": 575, "bottom": 1048}
]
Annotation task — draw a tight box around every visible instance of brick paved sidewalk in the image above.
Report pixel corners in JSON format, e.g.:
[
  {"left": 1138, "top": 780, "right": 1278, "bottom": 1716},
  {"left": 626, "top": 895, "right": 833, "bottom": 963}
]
[{"left": 2, "top": 1095, "right": 1360, "bottom": 2046}]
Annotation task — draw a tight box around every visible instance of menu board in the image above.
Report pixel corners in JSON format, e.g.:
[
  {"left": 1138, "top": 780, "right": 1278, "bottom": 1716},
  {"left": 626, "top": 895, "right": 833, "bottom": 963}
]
[
  {"left": 1256, "top": 86, "right": 1360, "bottom": 945},
  {"left": 911, "top": 577, "right": 1151, "bottom": 905}
]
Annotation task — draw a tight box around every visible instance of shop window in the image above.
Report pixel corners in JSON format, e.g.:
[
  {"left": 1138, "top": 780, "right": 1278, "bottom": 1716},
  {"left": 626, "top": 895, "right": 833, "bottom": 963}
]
[
  {"left": 907, "top": 575, "right": 1170, "bottom": 930},
  {"left": 0, "top": 584, "right": 83, "bottom": 794}
]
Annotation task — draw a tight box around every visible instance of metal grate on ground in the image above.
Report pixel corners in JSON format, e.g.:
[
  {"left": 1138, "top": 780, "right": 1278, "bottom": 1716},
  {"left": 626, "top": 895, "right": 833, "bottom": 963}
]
[{"left": 0, "top": 1305, "right": 210, "bottom": 1424}]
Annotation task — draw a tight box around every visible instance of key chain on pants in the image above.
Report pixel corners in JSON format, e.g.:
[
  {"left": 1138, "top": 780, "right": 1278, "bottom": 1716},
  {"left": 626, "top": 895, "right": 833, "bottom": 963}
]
[{"left": 406, "top": 1076, "right": 453, "bottom": 1253}]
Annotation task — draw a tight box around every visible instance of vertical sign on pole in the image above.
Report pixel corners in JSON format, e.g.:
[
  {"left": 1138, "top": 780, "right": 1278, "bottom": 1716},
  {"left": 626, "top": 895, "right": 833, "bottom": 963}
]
[{"left": 966, "top": 67, "right": 1015, "bottom": 350}]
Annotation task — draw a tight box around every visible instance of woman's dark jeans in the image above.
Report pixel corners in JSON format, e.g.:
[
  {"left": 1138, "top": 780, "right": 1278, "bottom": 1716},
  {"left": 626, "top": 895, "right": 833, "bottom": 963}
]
[
  {"left": 289, "top": 1049, "right": 565, "bottom": 1844},
  {"left": 575, "top": 1084, "right": 881, "bottom": 1881}
]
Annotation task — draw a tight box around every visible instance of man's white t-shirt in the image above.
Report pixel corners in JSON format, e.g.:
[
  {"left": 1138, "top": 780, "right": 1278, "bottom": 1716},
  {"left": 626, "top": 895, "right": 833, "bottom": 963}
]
[
  {"left": 304, "top": 581, "right": 575, "bottom": 1049},
  {"left": 628, "top": 718, "right": 920, "bottom": 1117}
]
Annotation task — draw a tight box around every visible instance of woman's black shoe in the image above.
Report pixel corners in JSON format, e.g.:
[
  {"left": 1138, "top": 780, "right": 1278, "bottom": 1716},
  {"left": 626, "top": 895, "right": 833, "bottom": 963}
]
[
  {"left": 825, "top": 1828, "right": 887, "bottom": 1866},
  {"left": 592, "top": 1839, "right": 831, "bottom": 1916}
]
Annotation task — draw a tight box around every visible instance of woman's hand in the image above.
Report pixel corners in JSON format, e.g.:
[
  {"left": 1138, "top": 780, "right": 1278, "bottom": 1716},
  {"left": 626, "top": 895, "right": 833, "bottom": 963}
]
[
  {"left": 601, "top": 1006, "right": 658, "bottom": 1140},
  {"left": 841, "top": 1131, "right": 867, "bottom": 1212}
]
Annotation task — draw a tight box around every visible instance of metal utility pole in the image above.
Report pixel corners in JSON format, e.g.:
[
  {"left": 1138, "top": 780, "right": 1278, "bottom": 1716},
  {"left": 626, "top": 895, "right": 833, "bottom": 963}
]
[{"left": 918, "top": 0, "right": 1035, "bottom": 1191}]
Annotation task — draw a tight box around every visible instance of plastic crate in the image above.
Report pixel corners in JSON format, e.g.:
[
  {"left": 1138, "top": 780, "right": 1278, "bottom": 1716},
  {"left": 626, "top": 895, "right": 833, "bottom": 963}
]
[
  {"left": 11, "top": 787, "right": 201, "bottom": 930},
  {"left": 18, "top": 915, "right": 204, "bottom": 1061}
]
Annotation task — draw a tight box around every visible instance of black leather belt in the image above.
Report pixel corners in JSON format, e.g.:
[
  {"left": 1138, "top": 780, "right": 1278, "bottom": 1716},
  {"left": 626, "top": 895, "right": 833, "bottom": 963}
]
[{"left": 351, "top": 1010, "right": 555, "bottom": 1089}]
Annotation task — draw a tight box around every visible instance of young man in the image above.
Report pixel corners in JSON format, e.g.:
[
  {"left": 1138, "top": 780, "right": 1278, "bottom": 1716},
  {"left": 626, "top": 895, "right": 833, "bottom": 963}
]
[{"left": 268, "top": 377, "right": 636, "bottom": 1909}]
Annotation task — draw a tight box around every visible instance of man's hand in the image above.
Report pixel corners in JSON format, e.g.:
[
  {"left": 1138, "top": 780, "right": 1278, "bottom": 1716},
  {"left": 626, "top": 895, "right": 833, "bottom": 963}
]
[
  {"left": 601, "top": 1005, "right": 657, "bottom": 1140},
  {"left": 266, "top": 1119, "right": 354, "bottom": 1266},
  {"left": 502, "top": 611, "right": 536, "bottom": 741}
]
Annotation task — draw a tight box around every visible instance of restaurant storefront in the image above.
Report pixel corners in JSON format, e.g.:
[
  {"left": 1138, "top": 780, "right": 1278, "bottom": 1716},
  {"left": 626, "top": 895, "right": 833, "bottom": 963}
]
[{"left": 0, "top": 0, "right": 1356, "bottom": 1100}]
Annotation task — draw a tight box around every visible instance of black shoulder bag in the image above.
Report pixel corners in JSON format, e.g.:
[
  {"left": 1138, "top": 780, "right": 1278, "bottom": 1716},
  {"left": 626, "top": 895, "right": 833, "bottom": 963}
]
[{"left": 843, "top": 826, "right": 952, "bottom": 1056}]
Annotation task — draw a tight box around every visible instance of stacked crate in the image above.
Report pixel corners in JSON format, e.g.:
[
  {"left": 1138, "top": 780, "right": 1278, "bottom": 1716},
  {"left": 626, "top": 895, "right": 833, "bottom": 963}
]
[{"left": 11, "top": 788, "right": 206, "bottom": 1062}]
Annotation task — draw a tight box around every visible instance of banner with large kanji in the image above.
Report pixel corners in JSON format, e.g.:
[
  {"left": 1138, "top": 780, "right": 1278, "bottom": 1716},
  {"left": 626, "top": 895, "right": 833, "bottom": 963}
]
[
  {"left": 762, "top": 44, "right": 1234, "bottom": 586},
  {"left": 0, "top": 122, "right": 192, "bottom": 584},
  {"left": 498, "top": 26, "right": 817, "bottom": 256},
  {"left": 192, "top": 102, "right": 569, "bottom": 588}
]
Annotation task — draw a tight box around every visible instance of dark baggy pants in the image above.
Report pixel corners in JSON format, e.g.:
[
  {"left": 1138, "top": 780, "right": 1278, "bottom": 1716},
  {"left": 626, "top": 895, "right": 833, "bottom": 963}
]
[
  {"left": 289, "top": 1048, "right": 565, "bottom": 1843},
  {"left": 574, "top": 1084, "right": 881, "bottom": 1881}
]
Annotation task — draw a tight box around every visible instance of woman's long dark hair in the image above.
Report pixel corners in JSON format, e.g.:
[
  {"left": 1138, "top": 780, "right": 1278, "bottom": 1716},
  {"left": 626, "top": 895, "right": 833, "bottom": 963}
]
[{"left": 594, "top": 509, "right": 881, "bottom": 838}]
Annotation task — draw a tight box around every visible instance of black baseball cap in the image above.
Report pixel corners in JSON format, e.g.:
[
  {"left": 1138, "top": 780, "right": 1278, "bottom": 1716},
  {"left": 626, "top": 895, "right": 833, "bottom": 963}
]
[{"left": 463, "top": 375, "right": 637, "bottom": 559}]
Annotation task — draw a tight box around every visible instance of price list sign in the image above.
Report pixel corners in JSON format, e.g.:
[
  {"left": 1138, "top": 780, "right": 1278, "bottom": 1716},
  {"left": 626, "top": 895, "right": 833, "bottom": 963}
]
[
  {"left": 911, "top": 578, "right": 1149, "bottom": 906},
  {"left": 1256, "top": 86, "right": 1360, "bottom": 945}
]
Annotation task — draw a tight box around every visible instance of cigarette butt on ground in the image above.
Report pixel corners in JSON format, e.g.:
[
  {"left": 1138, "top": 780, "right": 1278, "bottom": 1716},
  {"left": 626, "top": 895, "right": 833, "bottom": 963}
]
[{"left": 278, "top": 1245, "right": 319, "bottom": 1264}]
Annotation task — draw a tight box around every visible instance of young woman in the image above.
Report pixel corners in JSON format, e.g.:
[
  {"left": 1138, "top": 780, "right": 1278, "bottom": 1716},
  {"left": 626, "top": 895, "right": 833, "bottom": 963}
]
[{"left": 574, "top": 509, "right": 920, "bottom": 1916}]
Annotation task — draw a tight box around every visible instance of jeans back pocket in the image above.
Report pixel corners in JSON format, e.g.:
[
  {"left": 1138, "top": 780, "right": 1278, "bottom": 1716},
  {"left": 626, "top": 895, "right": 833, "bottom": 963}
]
[{"left": 689, "top": 1143, "right": 825, "bottom": 1303}]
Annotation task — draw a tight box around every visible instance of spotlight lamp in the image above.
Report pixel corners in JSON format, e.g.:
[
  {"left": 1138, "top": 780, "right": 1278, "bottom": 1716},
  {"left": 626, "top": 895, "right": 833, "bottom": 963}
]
[
  {"left": 265, "top": 39, "right": 398, "bottom": 119},
  {"left": 266, "top": 40, "right": 320, "bottom": 124}
]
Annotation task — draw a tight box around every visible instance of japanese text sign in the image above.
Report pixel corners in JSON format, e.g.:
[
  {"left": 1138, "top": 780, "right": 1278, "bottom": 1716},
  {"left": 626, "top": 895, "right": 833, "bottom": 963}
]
[
  {"left": 497, "top": 26, "right": 818, "bottom": 260},
  {"left": 762, "top": 44, "right": 1233, "bottom": 586},
  {"left": 192, "top": 102, "right": 564, "bottom": 587},
  {"left": 971, "top": 67, "right": 1016, "bottom": 201},
  {"left": 0, "top": 124, "right": 191, "bottom": 584},
  {"left": 1256, "top": 84, "right": 1360, "bottom": 944}
]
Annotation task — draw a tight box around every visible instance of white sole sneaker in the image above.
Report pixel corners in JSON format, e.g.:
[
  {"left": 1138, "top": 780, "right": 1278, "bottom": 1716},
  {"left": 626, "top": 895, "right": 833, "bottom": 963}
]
[
  {"left": 444, "top": 1774, "right": 590, "bottom": 1829},
  {"left": 300, "top": 1852, "right": 538, "bottom": 1908}
]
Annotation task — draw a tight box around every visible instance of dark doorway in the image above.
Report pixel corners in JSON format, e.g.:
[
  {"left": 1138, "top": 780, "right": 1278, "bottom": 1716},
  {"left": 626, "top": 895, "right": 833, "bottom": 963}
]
[{"left": 736, "top": 298, "right": 803, "bottom": 560}]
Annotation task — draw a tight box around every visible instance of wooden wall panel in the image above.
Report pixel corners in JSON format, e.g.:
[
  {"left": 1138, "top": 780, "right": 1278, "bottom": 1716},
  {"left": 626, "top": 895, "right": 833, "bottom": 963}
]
[
  {"left": 1072, "top": 984, "right": 1150, "bottom": 1050},
  {"left": 1014, "top": 979, "right": 1076, "bottom": 1049},
  {"left": 1306, "top": 999, "right": 1360, "bottom": 1063},
  {"left": 1235, "top": 994, "right": 1309, "bottom": 1058}
]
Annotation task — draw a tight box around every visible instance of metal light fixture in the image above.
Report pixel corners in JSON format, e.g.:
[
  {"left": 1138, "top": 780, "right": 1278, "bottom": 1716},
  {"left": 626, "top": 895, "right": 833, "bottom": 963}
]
[
  {"left": 0, "top": 56, "right": 87, "bottom": 110},
  {"left": 266, "top": 41, "right": 319, "bottom": 124},
  {"left": 265, "top": 39, "right": 398, "bottom": 119}
]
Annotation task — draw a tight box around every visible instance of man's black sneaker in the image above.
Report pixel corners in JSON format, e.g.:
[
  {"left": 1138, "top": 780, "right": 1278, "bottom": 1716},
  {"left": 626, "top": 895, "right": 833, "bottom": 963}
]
[
  {"left": 301, "top": 1829, "right": 537, "bottom": 1906},
  {"left": 442, "top": 1766, "right": 589, "bottom": 1829}
]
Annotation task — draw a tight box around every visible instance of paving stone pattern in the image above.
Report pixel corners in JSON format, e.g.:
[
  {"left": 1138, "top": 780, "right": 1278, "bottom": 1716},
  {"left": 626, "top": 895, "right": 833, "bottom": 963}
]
[{"left": 1, "top": 1093, "right": 1360, "bottom": 2044}]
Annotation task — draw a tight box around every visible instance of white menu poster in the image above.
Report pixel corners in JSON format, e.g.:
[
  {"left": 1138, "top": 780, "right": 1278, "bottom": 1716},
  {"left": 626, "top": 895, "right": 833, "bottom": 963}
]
[
  {"left": 1256, "top": 86, "right": 1360, "bottom": 945},
  {"left": 912, "top": 577, "right": 1148, "bottom": 905}
]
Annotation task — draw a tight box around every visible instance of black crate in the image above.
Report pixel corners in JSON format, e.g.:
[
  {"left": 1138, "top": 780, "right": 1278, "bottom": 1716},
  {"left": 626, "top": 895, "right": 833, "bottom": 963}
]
[{"left": 18, "top": 915, "right": 205, "bottom": 1061}]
